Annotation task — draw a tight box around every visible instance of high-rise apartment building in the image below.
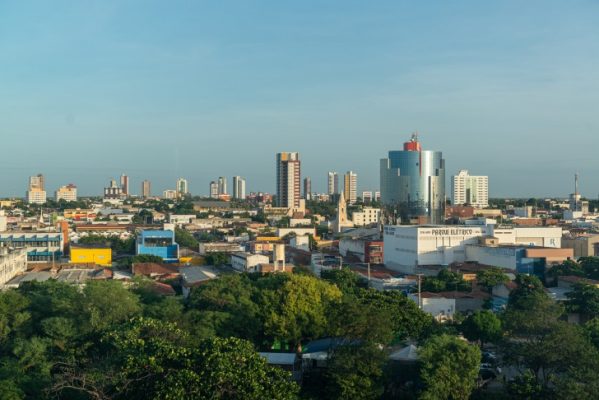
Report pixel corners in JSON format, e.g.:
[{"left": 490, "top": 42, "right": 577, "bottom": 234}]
[
  {"left": 303, "top": 177, "right": 312, "bottom": 201},
  {"left": 26, "top": 174, "right": 47, "bottom": 204},
  {"left": 343, "top": 171, "right": 357, "bottom": 205},
  {"left": 142, "top": 180, "right": 151, "bottom": 198},
  {"left": 209, "top": 181, "right": 219, "bottom": 198},
  {"left": 176, "top": 178, "right": 189, "bottom": 197},
  {"left": 327, "top": 172, "right": 339, "bottom": 195},
  {"left": 380, "top": 134, "right": 445, "bottom": 224},
  {"left": 276, "top": 152, "right": 301, "bottom": 208},
  {"left": 120, "top": 174, "right": 129, "bottom": 196},
  {"left": 362, "top": 191, "right": 373, "bottom": 203},
  {"left": 163, "top": 190, "right": 178, "bottom": 200},
  {"left": 55, "top": 184, "right": 78, "bottom": 202},
  {"left": 452, "top": 170, "right": 489, "bottom": 208},
  {"left": 218, "top": 177, "right": 227, "bottom": 195},
  {"left": 29, "top": 174, "right": 45, "bottom": 191},
  {"left": 233, "top": 176, "right": 246, "bottom": 200},
  {"left": 104, "top": 179, "right": 123, "bottom": 199}
]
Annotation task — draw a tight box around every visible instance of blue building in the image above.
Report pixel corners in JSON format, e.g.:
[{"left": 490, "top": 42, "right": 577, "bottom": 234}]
[
  {"left": 380, "top": 134, "right": 445, "bottom": 224},
  {"left": 136, "top": 230, "right": 179, "bottom": 263}
]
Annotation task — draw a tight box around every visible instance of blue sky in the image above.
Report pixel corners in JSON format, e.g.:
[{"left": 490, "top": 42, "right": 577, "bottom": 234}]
[{"left": 1, "top": 1, "right": 598, "bottom": 198}]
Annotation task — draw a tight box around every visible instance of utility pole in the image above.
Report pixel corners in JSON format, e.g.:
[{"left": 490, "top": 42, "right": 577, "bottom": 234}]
[{"left": 417, "top": 274, "right": 423, "bottom": 310}]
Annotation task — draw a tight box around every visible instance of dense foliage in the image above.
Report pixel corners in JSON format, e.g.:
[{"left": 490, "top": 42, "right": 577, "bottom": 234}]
[
  {"left": 174, "top": 228, "right": 199, "bottom": 250},
  {"left": 421, "top": 269, "right": 471, "bottom": 293},
  {"left": 7, "top": 260, "right": 599, "bottom": 399},
  {"left": 78, "top": 235, "right": 135, "bottom": 255},
  {"left": 0, "top": 272, "right": 434, "bottom": 399}
]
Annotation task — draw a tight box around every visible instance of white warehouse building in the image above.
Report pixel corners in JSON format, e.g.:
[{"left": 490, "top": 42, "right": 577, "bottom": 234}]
[{"left": 383, "top": 224, "right": 562, "bottom": 273}]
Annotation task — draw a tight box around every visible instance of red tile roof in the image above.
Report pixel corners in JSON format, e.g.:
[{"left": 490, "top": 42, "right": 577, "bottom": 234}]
[{"left": 132, "top": 263, "right": 180, "bottom": 277}]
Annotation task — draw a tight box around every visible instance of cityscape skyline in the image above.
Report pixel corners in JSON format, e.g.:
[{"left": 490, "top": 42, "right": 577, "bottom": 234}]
[{"left": 6, "top": 153, "right": 597, "bottom": 201}]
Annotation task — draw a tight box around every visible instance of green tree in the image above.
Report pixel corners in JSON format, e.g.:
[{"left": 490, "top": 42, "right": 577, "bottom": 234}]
[
  {"left": 584, "top": 317, "right": 599, "bottom": 349},
  {"left": 328, "top": 297, "right": 393, "bottom": 345},
  {"left": 566, "top": 283, "right": 599, "bottom": 318},
  {"left": 324, "top": 344, "right": 386, "bottom": 400},
  {"left": 354, "top": 289, "right": 432, "bottom": 342},
  {"left": 78, "top": 235, "right": 135, "bottom": 255},
  {"left": 175, "top": 227, "right": 199, "bottom": 249},
  {"left": 461, "top": 310, "right": 502, "bottom": 345},
  {"left": 321, "top": 267, "right": 367, "bottom": 294},
  {"left": 0, "top": 290, "right": 30, "bottom": 345},
  {"left": 546, "top": 259, "right": 584, "bottom": 281},
  {"left": 121, "top": 254, "right": 164, "bottom": 268},
  {"left": 262, "top": 274, "right": 342, "bottom": 350},
  {"left": 17, "top": 280, "right": 84, "bottom": 335},
  {"left": 418, "top": 334, "right": 481, "bottom": 400},
  {"left": 476, "top": 268, "right": 510, "bottom": 292},
  {"left": 422, "top": 269, "right": 471, "bottom": 293},
  {"left": 101, "top": 318, "right": 299, "bottom": 400},
  {"left": 580, "top": 257, "right": 599, "bottom": 280},
  {"left": 188, "top": 274, "right": 263, "bottom": 343},
  {"left": 507, "top": 274, "right": 547, "bottom": 311},
  {"left": 205, "top": 252, "right": 229, "bottom": 266},
  {"left": 82, "top": 280, "right": 142, "bottom": 332},
  {"left": 506, "top": 370, "right": 544, "bottom": 399}
]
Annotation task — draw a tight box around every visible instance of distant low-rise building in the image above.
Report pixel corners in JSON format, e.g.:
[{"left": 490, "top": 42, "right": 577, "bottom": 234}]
[
  {"left": 64, "top": 209, "right": 97, "bottom": 221},
  {"left": 562, "top": 234, "right": 599, "bottom": 258},
  {"left": 339, "top": 238, "right": 383, "bottom": 264},
  {"left": 465, "top": 245, "right": 573, "bottom": 274},
  {"left": 231, "top": 252, "right": 270, "bottom": 272},
  {"left": 276, "top": 227, "right": 315, "bottom": 238},
  {"left": 70, "top": 244, "right": 112, "bottom": 267},
  {"left": 351, "top": 208, "right": 381, "bottom": 226},
  {"left": 168, "top": 215, "right": 196, "bottom": 226},
  {"left": 0, "top": 232, "right": 64, "bottom": 263},
  {"left": 198, "top": 242, "right": 244, "bottom": 255},
  {"left": 408, "top": 292, "right": 456, "bottom": 321}
]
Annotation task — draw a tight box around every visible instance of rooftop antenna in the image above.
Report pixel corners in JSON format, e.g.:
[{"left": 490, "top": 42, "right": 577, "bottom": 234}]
[
  {"left": 411, "top": 131, "right": 419, "bottom": 142},
  {"left": 575, "top": 173, "right": 580, "bottom": 196}
]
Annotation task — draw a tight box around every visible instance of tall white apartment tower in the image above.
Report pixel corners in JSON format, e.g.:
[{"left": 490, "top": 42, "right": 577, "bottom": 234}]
[
  {"left": 452, "top": 170, "right": 489, "bottom": 208},
  {"left": 327, "top": 172, "right": 339, "bottom": 195},
  {"left": 209, "top": 181, "right": 219, "bottom": 198},
  {"left": 141, "top": 180, "right": 151, "bottom": 198},
  {"left": 218, "top": 177, "right": 227, "bottom": 195},
  {"left": 176, "top": 178, "right": 189, "bottom": 197},
  {"left": 343, "top": 171, "right": 358, "bottom": 205},
  {"left": 276, "top": 152, "right": 301, "bottom": 208},
  {"left": 233, "top": 176, "right": 246, "bottom": 200}
]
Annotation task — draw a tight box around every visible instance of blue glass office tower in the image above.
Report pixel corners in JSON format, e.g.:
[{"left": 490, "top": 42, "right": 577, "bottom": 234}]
[{"left": 380, "top": 135, "right": 445, "bottom": 224}]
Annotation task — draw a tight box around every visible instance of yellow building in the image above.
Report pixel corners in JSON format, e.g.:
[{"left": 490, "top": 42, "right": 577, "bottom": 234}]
[{"left": 70, "top": 245, "right": 112, "bottom": 266}]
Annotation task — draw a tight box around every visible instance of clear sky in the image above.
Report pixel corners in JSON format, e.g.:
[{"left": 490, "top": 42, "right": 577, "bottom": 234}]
[{"left": 1, "top": 1, "right": 598, "bottom": 198}]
